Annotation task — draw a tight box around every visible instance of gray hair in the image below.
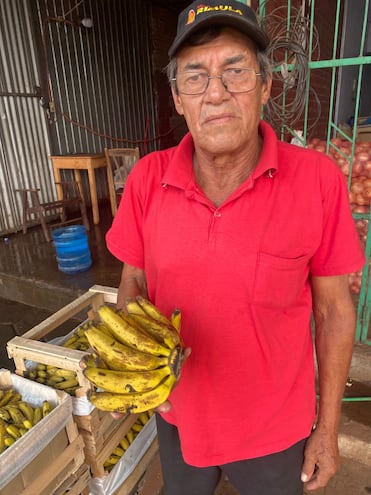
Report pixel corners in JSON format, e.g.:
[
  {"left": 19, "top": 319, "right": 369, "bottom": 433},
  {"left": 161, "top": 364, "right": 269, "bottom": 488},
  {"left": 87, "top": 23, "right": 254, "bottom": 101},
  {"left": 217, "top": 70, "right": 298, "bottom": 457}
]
[{"left": 166, "top": 27, "right": 272, "bottom": 94}]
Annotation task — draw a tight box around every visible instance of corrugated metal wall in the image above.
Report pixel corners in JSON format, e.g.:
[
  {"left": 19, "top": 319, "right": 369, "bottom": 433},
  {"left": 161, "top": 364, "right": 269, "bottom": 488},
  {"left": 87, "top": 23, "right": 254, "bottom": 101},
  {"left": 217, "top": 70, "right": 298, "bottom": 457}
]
[
  {"left": 0, "top": 0, "right": 161, "bottom": 234},
  {"left": 0, "top": 0, "right": 54, "bottom": 234},
  {"left": 37, "top": 0, "right": 156, "bottom": 156}
]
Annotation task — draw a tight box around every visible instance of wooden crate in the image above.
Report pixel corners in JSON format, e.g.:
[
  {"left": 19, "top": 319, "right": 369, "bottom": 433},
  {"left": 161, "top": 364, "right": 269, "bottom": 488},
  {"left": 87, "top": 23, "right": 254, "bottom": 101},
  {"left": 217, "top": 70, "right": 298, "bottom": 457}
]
[
  {"left": 0, "top": 371, "right": 86, "bottom": 495},
  {"left": 6, "top": 285, "right": 119, "bottom": 400},
  {"left": 81, "top": 412, "right": 140, "bottom": 478},
  {"left": 52, "top": 464, "right": 91, "bottom": 495},
  {"left": 88, "top": 415, "right": 160, "bottom": 495},
  {"left": 1, "top": 419, "right": 86, "bottom": 495}
]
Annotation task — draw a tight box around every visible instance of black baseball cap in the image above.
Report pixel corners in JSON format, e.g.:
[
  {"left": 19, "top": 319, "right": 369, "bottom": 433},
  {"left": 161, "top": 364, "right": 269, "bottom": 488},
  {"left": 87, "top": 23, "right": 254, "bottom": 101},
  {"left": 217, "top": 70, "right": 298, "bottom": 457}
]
[{"left": 168, "top": 0, "right": 270, "bottom": 57}]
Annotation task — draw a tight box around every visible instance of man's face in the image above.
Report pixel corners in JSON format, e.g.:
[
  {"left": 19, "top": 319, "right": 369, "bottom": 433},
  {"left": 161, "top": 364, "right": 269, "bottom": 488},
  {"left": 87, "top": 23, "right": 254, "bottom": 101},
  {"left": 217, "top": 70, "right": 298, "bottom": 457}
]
[{"left": 172, "top": 28, "right": 272, "bottom": 157}]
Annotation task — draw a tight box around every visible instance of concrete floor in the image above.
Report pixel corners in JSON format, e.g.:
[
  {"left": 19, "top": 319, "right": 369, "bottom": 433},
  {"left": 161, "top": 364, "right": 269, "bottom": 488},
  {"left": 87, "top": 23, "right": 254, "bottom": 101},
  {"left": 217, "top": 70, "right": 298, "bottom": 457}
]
[{"left": 0, "top": 201, "right": 370, "bottom": 494}]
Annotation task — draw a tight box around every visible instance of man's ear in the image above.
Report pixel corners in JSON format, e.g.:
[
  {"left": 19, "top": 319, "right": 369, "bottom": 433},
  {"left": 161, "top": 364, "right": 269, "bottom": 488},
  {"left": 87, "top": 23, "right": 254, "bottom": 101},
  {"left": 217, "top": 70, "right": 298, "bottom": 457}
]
[
  {"left": 261, "top": 74, "right": 272, "bottom": 106},
  {"left": 171, "top": 87, "right": 185, "bottom": 116}
]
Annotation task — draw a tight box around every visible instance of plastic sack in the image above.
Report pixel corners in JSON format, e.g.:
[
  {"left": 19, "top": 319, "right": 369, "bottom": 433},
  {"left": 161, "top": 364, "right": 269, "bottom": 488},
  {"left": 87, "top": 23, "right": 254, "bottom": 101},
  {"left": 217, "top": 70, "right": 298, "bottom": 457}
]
[{"left": 89, "top": 415, "right": 157, "bottom": 495}]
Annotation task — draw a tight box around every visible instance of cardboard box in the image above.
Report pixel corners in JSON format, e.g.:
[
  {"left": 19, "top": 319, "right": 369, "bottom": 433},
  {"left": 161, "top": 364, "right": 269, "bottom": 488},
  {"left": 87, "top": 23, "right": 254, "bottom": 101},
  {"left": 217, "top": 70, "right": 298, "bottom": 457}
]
[{"left": 357, "top": 125, "right": 371, "bottom": 143}]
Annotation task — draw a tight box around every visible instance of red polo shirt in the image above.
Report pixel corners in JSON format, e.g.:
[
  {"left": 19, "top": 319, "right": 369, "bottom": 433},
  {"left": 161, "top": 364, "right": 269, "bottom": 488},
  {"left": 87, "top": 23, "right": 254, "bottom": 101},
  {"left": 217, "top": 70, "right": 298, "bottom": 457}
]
[{"left": 106, "top": 121, "right": 365, "bottom": 467}]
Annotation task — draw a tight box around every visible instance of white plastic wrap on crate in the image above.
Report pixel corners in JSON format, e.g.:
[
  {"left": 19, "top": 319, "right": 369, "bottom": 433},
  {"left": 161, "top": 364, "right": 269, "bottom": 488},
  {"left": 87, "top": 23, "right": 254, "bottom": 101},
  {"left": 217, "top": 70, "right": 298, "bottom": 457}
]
[
  {"left": 0, "top": 368, "right": 72, "bottom": 489},
  {"left": 89, "top": 415, "right": 157, "bottom": 495}
]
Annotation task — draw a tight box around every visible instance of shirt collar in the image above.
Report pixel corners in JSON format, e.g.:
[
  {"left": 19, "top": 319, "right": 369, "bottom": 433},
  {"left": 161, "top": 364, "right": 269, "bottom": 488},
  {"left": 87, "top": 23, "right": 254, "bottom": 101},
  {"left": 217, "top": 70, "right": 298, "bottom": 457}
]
[{"left": 162, "top": 120, "right": 279, "bottom": 189}]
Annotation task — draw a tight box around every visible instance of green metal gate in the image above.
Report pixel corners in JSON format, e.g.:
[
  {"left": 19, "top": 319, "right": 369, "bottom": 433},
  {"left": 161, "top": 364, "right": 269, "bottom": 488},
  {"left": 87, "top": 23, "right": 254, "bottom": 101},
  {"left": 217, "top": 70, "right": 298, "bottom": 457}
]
[{"left": 257, "top": 0, "right": 371, "bottom": 344}]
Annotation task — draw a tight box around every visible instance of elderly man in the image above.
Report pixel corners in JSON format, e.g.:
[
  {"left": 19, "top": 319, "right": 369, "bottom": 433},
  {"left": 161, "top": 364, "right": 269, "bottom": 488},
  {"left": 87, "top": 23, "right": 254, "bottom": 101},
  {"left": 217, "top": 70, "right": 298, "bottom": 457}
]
[{"left": 106, "top": 1, "right": 365, "bottom": 493}]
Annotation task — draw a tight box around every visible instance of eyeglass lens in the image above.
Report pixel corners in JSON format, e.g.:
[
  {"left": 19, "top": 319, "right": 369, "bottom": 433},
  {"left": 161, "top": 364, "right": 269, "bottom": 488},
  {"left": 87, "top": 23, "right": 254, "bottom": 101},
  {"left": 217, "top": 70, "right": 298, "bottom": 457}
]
[{"left": 176, "top": 69, "right": 259, "bottom": 95}]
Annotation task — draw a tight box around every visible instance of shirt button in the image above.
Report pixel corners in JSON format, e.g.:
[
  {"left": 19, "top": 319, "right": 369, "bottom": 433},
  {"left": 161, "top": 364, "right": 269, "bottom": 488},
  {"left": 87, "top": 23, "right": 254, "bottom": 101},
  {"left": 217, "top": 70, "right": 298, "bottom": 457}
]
[{"left": 214, "top": 211, "right": 222, "bottom": 218}]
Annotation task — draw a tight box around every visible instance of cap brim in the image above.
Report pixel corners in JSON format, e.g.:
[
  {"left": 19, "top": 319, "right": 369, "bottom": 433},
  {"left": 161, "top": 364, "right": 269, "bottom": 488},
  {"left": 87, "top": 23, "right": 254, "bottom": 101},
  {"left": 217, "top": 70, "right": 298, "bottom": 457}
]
[{"left": 168, "top": 13, "right": 269, "bottom": 57}]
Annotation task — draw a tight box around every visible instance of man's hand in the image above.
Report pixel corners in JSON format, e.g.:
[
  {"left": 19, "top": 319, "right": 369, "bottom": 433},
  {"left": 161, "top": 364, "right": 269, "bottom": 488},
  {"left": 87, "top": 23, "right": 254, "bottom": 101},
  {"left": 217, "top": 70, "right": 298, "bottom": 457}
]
[{"left": 301, "top": 424, "right": 339, "bottom": 490}]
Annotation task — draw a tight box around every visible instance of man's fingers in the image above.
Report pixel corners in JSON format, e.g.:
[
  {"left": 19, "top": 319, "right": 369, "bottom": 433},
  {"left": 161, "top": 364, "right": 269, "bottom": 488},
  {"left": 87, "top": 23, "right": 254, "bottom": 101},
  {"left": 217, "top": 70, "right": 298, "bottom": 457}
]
[{"left": 156, "top": 400, "right": 172, "bottom": 413}]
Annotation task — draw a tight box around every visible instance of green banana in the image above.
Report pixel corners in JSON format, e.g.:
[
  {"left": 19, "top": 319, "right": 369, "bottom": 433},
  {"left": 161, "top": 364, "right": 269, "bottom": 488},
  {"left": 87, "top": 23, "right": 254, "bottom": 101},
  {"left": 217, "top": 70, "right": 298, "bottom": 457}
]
[
  {"left": 98, "top": 305, "right": 171, "bottom": 357},
  {"left": 88, "top": 374, "right": 176, "bottom": 414},
  {"left": 85, "top": 325, "right": 168, "bottom": 372},
  {"left": 84, "top": 365, "right": 171, "bottom": 394}
]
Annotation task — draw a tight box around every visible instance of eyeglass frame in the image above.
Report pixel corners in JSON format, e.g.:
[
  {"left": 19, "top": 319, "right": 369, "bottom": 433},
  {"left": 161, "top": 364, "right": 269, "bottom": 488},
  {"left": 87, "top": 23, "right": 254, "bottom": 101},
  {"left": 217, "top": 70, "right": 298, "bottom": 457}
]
[{"left": 171, "top": 68, "right": 262, "bottom": 95}]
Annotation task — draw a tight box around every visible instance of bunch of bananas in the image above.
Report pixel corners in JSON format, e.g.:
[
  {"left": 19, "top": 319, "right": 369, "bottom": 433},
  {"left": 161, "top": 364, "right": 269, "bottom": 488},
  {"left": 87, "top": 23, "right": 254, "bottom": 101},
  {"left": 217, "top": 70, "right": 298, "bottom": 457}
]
[
  {"left": 0, "top": 387, "right": 53, "bottom": 453},
  {"left": 24, "top": 323, "right": 90, "bottom": 395},
  {"left": 83, "top": 296, "right": 185, "bottom": 414},
  {"left": 103, "top": 410, "right": 153, "bottom": 472},
  {"left": 25, "top": 364, "right": 79, "bottom": 395}
]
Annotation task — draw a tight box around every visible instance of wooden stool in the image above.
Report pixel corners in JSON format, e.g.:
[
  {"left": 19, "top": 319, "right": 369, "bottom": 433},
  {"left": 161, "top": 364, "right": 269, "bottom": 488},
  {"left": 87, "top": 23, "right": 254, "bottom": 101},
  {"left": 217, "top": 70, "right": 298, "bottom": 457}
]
[{"left": 16, "top": 181, "right": 90, "bottom": 242}]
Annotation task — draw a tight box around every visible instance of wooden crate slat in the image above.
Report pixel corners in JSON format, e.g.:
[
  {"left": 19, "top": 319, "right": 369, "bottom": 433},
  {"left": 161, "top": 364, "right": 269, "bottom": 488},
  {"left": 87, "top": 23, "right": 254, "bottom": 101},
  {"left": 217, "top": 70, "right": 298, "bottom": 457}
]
[
  {"left": 52, "top": 464, "right": 91, "bottom": 495},
  {"left": 85, "top": 413, "right": 140, "bottom": 478}
]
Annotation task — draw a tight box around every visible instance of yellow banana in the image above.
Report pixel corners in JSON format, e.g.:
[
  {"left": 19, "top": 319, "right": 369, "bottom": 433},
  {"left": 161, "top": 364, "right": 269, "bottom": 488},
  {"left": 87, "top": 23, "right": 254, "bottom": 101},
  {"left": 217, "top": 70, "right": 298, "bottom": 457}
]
[
  {"left": 131, "top": 422, "right": 143, "bottom": 433},
  {"left": 98, "top": 305, "right": 171, "bottom": 357},
  {"left": 0, "top": 389, "right": 15, "bottom": 407},
  {"left": 119, "top": 437, "right": 130, "bottom": 450},
  {"left": 84, "top": 365, "right": 171, "bottom": 394},
  {"left": 23, "top": 419, "right": 33, "bottom": 430},
  {"left": 33, "top": 407, "right": 43, "bottom": 425},
  {"left": 167, "top": 345, "right": 185, "bottom": 378},
  {"left": 63, "top": 335, "right": 78, "bottom": 348},
  {"left": 6, "top": 424, "right": 22, "bottom": 439},
  {"left": 89, "top": 374, "right": 176, "bottom": 414},
  {"left": 104, "top": 455, "right": 120, "bottom": 469},
  {"left": 135, "top": 296, "right": 172, "bottom": 325},
  {"left": 46, "top": 365, "right": 59, "bottom": 374},
  {"left": 170, "top": 309, "right": 182, "bottom": 333},
  {"left": 138, "top": 411, "right": 150, "bottom": 425},
  {"left": 112, "top": 446, "right": 125, "bottom": 456},
  {"left": 42, "top": 400, "right": 53, "bottom": 417},
  {"left": 0, "top": 421, "right": 6, "bottom": 453},
  {"left": 0, "top": 408, "right": 11, "bottom": 422},
  {"left": 17, "top": 401, "right": 34, "bottom": 423},
  {"left": 85, "top": 325, "right": 168, "bottom": 372},
  {"left": 127, "top": 313, "right": 181, "bottom": 350},
  {"left": 4, "top": 436, "right": 16, "bottom": 447},
  {"left": 82, "top": 353, "right": 108, "bottom": 369},
  {"left": 54, "top": 378, "right": 79, "bottom": 390},
  {"left": 36, "top": 363, "right": 47, "bottom": 371},
  {"left": 124, "top": 298, "right": 147, "bottom": 316},
  {"left": 5, "top": 405, "right": 25, "bottom": 425},
  {"left": 52, "top": 368, "right": 77, "bottom": 379},
  {"left": 24, "top": 369, "right": 37, "bottom": 380},
  {"left": 46, "top": 375, "right": 65, "bottom": 385},
  {"left": 126, "top": 429, "right": 135, "bottom": 444},
  {"left": 7, "top": 392, "right": 23, "bottom": 404}
]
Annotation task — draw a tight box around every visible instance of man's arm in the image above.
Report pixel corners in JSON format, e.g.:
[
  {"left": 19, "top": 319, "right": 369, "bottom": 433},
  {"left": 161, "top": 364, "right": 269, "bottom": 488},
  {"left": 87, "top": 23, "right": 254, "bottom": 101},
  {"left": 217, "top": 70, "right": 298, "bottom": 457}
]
[
  {"left": 116, "top": 263, "right": 148, "bottom": 310},
  {"left": 302, "top": 274, "right": 356, "bottom": 490}
]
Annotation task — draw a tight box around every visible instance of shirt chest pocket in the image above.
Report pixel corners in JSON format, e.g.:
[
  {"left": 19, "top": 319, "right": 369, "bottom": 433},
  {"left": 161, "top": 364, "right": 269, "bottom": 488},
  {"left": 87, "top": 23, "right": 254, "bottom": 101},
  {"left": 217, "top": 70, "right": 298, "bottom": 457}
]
[{"left": 253, "top": 252, "right": 310, "bottom": 308}]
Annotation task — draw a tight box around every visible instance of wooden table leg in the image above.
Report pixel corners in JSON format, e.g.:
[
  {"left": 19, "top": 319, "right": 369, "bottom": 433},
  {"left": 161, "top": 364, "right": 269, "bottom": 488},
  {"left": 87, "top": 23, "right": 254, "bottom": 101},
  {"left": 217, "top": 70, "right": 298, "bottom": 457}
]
[
  {"left": 53, "top": 167, "right": 63, "bottom": 201},
  {"left": 87, "top": 166, "right": 100, "bottom": 224}
]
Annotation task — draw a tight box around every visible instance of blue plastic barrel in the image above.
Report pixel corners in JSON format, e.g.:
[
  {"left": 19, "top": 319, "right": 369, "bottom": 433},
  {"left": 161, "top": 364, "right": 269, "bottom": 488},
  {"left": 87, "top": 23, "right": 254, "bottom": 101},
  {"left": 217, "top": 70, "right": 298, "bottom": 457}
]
[{"left": 52, "top": 225, "right": 92, "bottom": 274}]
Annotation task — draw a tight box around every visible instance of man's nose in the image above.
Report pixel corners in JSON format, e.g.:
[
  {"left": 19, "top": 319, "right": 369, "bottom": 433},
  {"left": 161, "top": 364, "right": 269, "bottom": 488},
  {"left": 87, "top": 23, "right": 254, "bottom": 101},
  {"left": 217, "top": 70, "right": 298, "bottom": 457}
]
[{"left": 204, "top": 75, "right": 228, "bottom": 100}]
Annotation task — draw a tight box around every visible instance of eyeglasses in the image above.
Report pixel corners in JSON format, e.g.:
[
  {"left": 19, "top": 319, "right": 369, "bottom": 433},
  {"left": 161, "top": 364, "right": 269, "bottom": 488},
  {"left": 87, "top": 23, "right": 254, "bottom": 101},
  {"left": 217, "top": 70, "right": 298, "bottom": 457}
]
[{"left": 172, "top": 68, "right": 262, "bottom": 95}]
